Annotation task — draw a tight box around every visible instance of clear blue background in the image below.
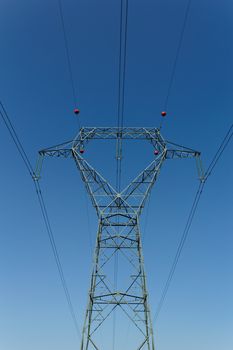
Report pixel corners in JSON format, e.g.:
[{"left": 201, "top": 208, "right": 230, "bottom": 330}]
[{"left": 0, "top": 0, "right": 232, "bottom": 349}]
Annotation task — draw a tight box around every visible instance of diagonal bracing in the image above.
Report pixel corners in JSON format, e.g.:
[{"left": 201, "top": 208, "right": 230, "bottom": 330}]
[{"left": 38, "top": 127, "right": 202, "bottom": 350}]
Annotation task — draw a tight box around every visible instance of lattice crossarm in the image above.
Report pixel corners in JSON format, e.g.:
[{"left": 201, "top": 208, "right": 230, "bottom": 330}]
[
  {"left": 165, "top": 140, "right": 200, "bottom": 159},
  {"left": 34, "top": 141, "right": 74, "bottom": 179},
  {"left": 39, "top": 140, "right": 74, "bottom": 157},
  {"left": 165, "top": 143, "right": 204, "bottom": 180},
  {"left": 71, "top": 127, "right": 167, "bottom": 154},
  {"left": 165, "top": 149, "right": 200, "bottom": 159}
]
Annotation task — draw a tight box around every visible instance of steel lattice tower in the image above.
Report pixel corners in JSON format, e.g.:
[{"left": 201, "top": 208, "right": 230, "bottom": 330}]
[{"left": 38, "top": 127, "right": 201, "bottom": 350}]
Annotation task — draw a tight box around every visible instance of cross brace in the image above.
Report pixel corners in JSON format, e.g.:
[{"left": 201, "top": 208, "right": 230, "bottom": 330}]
[{"left": 38, "top": 127, "right": 202, "bottom": 349}]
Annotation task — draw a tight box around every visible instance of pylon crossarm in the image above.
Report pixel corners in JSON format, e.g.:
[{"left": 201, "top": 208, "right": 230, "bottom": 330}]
[
  {"left": 36, "top": 141, "right": 75, "bottom": 179},
  {"left": 165, "top": 149, "right": 200, "bottom": 159},
  {"left": 165, "top": 140, "right": 200, "bottom": 159},
  {"left": 165, "top": 144, "right": 203, "bottom": 179},
  {"left": 73, "top": 126, "right": 164, "bottom": 143},
  {"left": 39, "top": 140, "right": 73, "bottom": 157},
  {"left": 35, "top": 143, "right": 74, "bottom": 179}
]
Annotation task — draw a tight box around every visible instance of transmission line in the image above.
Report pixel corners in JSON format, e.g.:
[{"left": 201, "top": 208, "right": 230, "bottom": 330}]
[
  {"left": 56, "top": 0, "right": 81, "bottom": 128},
  {"left": 0, "top": 101, "right": 82, "bottom": 339},
  {"left": 164, "top": 0, "right": 192, "bottom": 110},
  {"left": 113, "top": 1, "right": 129, "bottom": 348},
  {"left": 160, "top": 0, "right": 192, "bottom": 128},
  {"left": 204, "top": 124, "right": 233, "bottom": 181},
  {"left": 0, "top": 102, "right": 34, "bottom": 176},
  {"left": 153, "top": 123, "right": 233, "bottom": 323},
  {"left": 57, "top": 0, "right": 94, "bottom": 254},
  {"left": 116, "top": 0, "right": 129, "bottom": 192},
  {"left": 119, "top": 0, "right": 129, "bottom": 129},
  {"left": 57, "top": 0, "right": 77, "bottom": 106}
]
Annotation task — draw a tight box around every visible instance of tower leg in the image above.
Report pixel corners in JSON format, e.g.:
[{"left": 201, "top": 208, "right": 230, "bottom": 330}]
[{"left": 81, "top": 216, "right": 155, "bottom": 350}]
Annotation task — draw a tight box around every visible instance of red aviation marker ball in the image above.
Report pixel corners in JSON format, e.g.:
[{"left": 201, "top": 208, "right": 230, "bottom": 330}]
[
  {"left": 74, "top": 108, "right": 80, "bottom": 115},
  {"left": 161, "top": 111, "right": 167, "bottom": 117},
  {"left": 154, "top": 150, "right": 159, "bottom": 155},
  {"left": 80, "top": 149, "right": 84, "bottom": 154}
]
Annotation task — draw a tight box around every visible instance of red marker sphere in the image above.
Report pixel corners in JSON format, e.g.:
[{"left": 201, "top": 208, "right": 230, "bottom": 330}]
[
  {"left": 161, "top": 111, "right": 167, "bottom": 117},
  {"left": 74, "top": 108, "right": 80, "bottom": 115},
  {"left": 154, "top": 149, "right": 159, "bottom": 155},
  {"left": 80, "top": 149, "right": 84, "bottom": 154}
]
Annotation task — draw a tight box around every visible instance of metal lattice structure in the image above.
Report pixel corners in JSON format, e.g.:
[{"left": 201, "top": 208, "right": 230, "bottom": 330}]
[{"left": 38, "top": 127, "right": 202, "bottom": 350}]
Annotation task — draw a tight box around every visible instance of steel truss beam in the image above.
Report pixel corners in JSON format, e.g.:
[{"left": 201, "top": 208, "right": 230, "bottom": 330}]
[{"left": 38, "top": 127, "right": 202, "bottom": 350}]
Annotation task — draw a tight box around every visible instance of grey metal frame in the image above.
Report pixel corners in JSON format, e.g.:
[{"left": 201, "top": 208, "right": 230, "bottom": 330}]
[{"left": 38, "top": 127, "right": 202, "bottom": 350}]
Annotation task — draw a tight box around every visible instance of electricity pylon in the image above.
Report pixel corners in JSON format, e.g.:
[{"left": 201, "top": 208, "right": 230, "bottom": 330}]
[{"left": 38, "top": 127, "right": 202, "bottom": 350}]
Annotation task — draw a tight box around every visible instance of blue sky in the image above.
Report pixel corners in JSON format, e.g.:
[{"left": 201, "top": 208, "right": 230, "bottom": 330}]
[{"left": 0, "top": 0, "right": 232, "bottom": 349}]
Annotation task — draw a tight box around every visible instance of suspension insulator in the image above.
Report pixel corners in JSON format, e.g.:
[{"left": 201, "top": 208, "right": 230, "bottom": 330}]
[
  {"left": 74, "top": 108, "right": 80, "bottom": 115},
  {"left": 161, "top": 111, "right": 166, "bottom": 117}
]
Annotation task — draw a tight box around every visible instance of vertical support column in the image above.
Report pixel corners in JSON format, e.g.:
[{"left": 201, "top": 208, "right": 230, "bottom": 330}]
[
  {"left": 136, "top": 218, "right": 155, "bottom": 350},
  {"left": 80, "top": 214, "right": 155, "bottom": 350},
  {"left": 81, "top": 220, "right": 103, "bottom": 350}
]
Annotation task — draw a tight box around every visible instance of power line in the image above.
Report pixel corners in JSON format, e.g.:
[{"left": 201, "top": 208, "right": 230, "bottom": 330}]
[
  {"left": 57, "top": 0, "right": 93, "bottom": 262},
  {"left": 116, "top": 0, "right": 124, "bottom": 130},
  {"left": 113, "top": 1, "right": 129, "bottom": 348},
  {"left": 164, "top": 0, "right": 192, "bottom": 110},
  {"left": 153, "top": 181, "right": 202, "bottom": 323},
  {"left": 0, "top": 102, "right": 34, "bottom": 176},
  {"left": 204, "top": 124, "right": 233, "bottom": 181},
  {"left": 120, "top": 0, "right": 129, "bottom": 129},
  {"left": 56, "top": 0, "right": 94, "bottom": 259},
  {"left": 153, "top": 123, "right": 233, "bottom": 323},
  {"left": 114, "top": 1, "right": 124, "bottom": 346},
  {"left": 57, "top": 0, "right": 77, "bottom": 106},
  {"left": 35, "top": 181, "right": 81, "bottom": 337},
  {"left": 0, "top": 101, "right": 82, "bottom": 339},
  {"left": 56, "top": 0, "right": 81, "bottom": 128},
  {"left": 117, "top": 0, "right": 129, "bottom": 130},
  {"left": 116, "top": 0, "right": 129, "bottom": 192},
  {"left": 160, "top": 0, "right": 192, "bottom": 128}
]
